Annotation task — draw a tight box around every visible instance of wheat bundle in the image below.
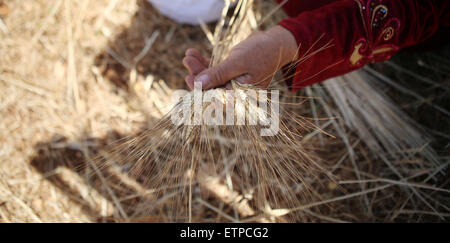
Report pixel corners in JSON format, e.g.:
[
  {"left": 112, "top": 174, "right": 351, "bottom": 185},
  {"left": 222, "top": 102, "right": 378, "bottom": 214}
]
[
  {"left": 95, "top": 0, "right": 330, "bottom": 222},
  {"left": 1, "top": 0, "right": 447, "bottom": 223}
]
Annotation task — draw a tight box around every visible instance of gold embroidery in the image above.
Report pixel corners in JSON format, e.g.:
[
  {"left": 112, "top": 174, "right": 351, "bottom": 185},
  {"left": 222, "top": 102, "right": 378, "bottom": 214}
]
[
  {"left": 350, "top": 43, "right": 364, "bottom": 65},
  {"left": 350, "top": 0, "right": 400, "bottom": 66},
  {"left": 373, "top": 46, "right": 396, "bottom": 55},
  {"left": 371, "top": 5, "right": 388, "bottom": 26},
  {"left": 381, "top": 26, "right": 395, "bottom": 41}
]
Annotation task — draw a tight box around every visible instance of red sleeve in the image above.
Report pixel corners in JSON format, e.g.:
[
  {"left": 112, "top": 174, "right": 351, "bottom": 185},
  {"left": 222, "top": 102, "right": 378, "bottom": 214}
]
[
  {"left": 275, "top": 0, "right": 338, "bottom": 17},
  {"left": 278, "top": 0, "right": 450, "bottom": 91}
]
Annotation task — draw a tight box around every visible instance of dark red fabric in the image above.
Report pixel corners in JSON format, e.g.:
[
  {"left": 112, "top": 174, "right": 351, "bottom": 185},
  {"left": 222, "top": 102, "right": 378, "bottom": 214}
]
[
  {"left": 275, "top": 0, "right": 337, "bottom": 17},
  {"left": 275, "top": 0, "right": 450, "bottom": 90}
]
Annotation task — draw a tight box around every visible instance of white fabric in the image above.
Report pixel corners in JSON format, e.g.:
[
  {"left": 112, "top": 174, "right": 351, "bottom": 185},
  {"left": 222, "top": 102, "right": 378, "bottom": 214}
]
[{"left": 148, "top": 0, "right": 226, "bottom": 25}]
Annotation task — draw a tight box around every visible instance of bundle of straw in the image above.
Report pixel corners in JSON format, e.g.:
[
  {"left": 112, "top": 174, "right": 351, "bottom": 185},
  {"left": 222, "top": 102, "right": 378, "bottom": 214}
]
[
  {"left": 95, "top": 0, "right": 449, "bottom": 222},
  {"left": 96, "top": 0, "right": 330, "bottom": 222}
]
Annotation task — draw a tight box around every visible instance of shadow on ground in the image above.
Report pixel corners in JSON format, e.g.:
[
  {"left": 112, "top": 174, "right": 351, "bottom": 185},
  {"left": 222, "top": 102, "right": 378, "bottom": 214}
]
[{"left": 29, "top": 0, "right": 212, "bottom": 222}]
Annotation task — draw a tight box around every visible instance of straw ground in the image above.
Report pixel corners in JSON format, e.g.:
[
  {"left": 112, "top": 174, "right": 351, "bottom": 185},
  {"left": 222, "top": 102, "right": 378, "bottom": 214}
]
[{"left": 0, "top": 0, "right": 448, "bottom": 222}]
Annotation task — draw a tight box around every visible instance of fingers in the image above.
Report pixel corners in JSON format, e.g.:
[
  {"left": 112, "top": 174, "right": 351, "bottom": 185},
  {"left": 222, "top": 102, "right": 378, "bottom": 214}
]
[
  {"left": 195, "top": 57, "right": 246, "bottom": 90},
  {"left": 185, "top": 74, "right": 253, "bottom": 91},
  {"left": 234, "top": 74, "right": 253, "bottom": 85},
  {"left": 237, "top": 73, "right": 272, "bottom": 88},
  {"left": 183, "top": 48, "right": 211, "bottom": 89},
  {"left": 225, "top": 82, "right": 233, "bottom": 90},
  {"left": 185, "top": 48, "right": 210, "bottom": 67},
  {"left": 183, "top": 55, "right": 207, "bottom": 75},
  {"left": 184, "top": 48, "right": 248, "bottom": 90},
  {"left": 185, "top": 75, "right": 195, "bottom": 90}
]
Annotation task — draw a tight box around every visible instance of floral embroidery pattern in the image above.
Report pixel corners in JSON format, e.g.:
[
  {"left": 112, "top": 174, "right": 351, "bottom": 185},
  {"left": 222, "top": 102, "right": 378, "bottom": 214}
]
[{"left": 350, "top": 0, "right": 401, "bottom": 66}]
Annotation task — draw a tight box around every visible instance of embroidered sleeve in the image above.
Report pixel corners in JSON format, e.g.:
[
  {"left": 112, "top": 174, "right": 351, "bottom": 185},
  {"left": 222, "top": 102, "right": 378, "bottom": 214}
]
[
  {"left": 349, "top": 0, "right": 400, "bottom": 66},
  {"left": 278, "top": 0, "right": 450, "bottom": 90}
]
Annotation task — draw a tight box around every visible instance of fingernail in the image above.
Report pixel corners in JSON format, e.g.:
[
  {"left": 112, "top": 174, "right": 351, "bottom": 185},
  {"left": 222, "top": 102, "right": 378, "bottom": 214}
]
[
  {"left": 196, "top": 74, "right": 209, "bottom": 88},
  {"left": 186, "top": 49, "right": 195, "bottom": 56}
]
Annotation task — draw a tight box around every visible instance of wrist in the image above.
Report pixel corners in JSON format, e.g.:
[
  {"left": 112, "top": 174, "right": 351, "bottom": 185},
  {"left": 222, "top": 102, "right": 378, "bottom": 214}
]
[{"left": 265, "top": 25, "right": 299, "bottom": 66}]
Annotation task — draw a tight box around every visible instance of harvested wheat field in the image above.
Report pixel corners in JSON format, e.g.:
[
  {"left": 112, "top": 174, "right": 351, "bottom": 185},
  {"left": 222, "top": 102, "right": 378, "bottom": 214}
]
[{"left": 0, "top": 0, "right": 449, "bottom": 223}]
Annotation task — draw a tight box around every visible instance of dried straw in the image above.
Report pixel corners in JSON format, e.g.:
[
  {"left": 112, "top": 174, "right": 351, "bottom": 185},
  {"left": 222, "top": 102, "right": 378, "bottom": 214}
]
[
  {"left": 95, "top": 0, "right": 329, "bottom": 222},
  {"left": 1, "top": 0, "right": 448, "bottom": 223}
]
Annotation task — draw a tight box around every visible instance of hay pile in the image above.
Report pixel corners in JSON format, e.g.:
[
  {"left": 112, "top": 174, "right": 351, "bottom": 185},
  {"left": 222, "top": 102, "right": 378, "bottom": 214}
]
[{"left": 0, "top": 0, "right": 448, "bottom": 222}]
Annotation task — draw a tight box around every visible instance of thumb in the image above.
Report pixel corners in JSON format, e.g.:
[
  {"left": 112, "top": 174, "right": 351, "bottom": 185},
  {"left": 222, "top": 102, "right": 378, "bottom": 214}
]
[{"left": 194, "top": 57, "right": 245, "bottom": 90}]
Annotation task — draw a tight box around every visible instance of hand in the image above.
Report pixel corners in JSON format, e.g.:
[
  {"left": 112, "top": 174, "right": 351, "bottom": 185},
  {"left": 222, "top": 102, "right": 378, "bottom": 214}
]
[{"left": 182, "top": 26, "right": 298, "bottom": 90}]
